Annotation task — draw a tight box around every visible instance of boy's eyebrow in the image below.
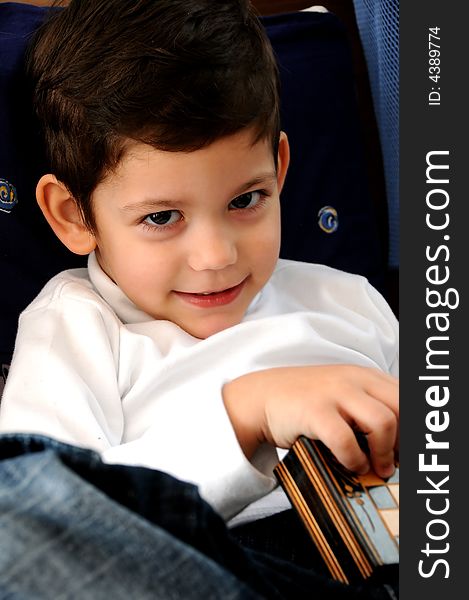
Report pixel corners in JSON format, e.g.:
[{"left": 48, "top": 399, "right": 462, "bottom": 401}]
[
  {"left": 233, "top": 172, "right": 278, "bottom": 195},
  {"left": 121, "top": 199, "right": 186, "bottom": 213},
  {"left": 120, "top": 172, "right": 278, "bottom": 213}
]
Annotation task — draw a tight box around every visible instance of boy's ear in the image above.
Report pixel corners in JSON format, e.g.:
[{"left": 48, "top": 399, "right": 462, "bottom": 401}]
[
  {"left": 276, "top": 131, "right": 290, "bottom": 193},
  {"left": 36, "top": 174, "right": 97, "bottom": 255}
]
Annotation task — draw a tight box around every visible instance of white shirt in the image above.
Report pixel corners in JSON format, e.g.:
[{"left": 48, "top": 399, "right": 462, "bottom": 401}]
[{"left": 0, "top": 254, "right": 398, "bottom": 520}]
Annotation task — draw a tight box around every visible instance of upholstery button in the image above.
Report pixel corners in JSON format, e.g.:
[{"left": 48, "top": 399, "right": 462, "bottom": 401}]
[
  {"left": 0, "top": 179, "right": 18, "bottom": 213},
  {"left": 318, "top": 205, "right": 338, "bottom": 233}
]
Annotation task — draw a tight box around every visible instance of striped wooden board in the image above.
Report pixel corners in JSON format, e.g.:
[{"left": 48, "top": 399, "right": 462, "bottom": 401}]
[{"left": 274, "top": 436, "right": 399, "bottom": 584}]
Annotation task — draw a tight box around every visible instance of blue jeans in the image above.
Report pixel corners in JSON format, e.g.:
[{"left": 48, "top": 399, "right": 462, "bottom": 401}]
[{"left": 0, "top": 434, "right": 397, "bottom": 599}]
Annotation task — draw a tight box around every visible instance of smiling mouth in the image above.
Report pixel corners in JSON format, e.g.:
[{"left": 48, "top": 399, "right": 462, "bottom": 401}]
[{"left": 174, "top": 279, "right": 247, "bottom": 307}]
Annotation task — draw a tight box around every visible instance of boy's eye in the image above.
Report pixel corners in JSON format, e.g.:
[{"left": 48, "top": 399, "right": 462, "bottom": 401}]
[
  {"left": 229, "top": 191, "right": 262, "bottom": 210},
  {"left": 143, "top": 210, "right": 181, "bottom": 227}
]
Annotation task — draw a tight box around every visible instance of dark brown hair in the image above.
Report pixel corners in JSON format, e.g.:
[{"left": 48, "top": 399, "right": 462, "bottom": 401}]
[{"left": 28, "top": 0, "right": 281, "bottom": 230}]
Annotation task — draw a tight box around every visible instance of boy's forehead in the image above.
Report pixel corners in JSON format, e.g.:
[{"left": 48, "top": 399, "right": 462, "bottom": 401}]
[
  {"left": 124, "top": 128, "right": 270, "bottom": 158},
  {"left": 116, "top": 130, "right": 275, "bottom": 174},
  {"left": 99, "top": 130, "right": 277, "bottom": 197}
]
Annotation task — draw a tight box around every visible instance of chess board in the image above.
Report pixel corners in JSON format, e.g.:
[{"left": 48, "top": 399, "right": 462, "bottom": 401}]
[{"left": 274, "top": 436, "right": 399, "bottom": 584}]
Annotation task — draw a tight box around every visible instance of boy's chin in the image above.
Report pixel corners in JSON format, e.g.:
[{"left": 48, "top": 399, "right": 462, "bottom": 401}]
[{"left": 180, "top": 313, "right": 244, "bottom": 340}]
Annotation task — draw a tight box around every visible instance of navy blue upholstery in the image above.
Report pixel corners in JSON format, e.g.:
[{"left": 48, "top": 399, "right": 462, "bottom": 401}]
[
  {"left": 0, "top": 3, "right": 85, "bottom": 370},
  {"left": 0, "top": 3, "right": 385, "bottom": 368},
  {"left": 264, "top": 11, "right": 384, "bottom": 285}
]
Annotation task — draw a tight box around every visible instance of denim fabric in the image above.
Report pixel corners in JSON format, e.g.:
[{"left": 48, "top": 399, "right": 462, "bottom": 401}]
[{"left": 0, "top": 434, "right": 397, "bottom": 599}]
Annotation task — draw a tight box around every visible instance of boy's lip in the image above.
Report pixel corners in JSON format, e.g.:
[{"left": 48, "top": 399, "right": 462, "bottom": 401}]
[{"left": 174, "top": 278, "right": 247, "bottom": 308}]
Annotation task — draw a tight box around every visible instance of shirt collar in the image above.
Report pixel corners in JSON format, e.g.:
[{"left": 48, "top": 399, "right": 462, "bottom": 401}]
[{"left": 87, "top": 251, "right": 154, "bottom": 324}]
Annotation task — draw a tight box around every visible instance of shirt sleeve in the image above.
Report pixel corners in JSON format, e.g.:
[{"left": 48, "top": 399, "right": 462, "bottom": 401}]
[
  {"left": 0, "top": 282, "right": 125, "bottom": 452},
  {"left": 363, "top": 280, "right": 399, "bottom": 377},
  {"left": 271, "top": 260, "right": 399, "bottom": 377},
  {"left": 101, "top": 382, "right": 278, "bottom": 519}
]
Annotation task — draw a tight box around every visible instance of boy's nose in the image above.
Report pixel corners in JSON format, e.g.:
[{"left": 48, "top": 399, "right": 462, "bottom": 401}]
[{"left": 187, "top": 225, "right": 237, "bottom": 272}]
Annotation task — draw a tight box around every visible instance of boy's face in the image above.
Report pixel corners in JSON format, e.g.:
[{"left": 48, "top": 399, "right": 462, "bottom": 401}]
[{"left": 91, "top": 128, "right": 289, "bottom": 339}]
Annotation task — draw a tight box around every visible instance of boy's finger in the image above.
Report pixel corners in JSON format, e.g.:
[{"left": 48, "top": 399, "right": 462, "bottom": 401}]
[
  {"left": 364, "top": 370, "right": 399, "bottom": 415},
  {"left": 352, "top": 395, "right": 398, "bottom": 478},
  {"left": 312, "top": 414, "right": 370, "bottom": 475}
]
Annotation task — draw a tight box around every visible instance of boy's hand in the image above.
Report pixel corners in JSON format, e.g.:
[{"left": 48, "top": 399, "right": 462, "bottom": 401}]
[{"left": 222, "top": 365, "right": 398, "bottom": 479}]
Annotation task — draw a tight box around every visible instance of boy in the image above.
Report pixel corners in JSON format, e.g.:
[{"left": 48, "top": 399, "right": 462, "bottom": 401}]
[{"left": 0, "top": 0, "right": 398, "bottom": 529}]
